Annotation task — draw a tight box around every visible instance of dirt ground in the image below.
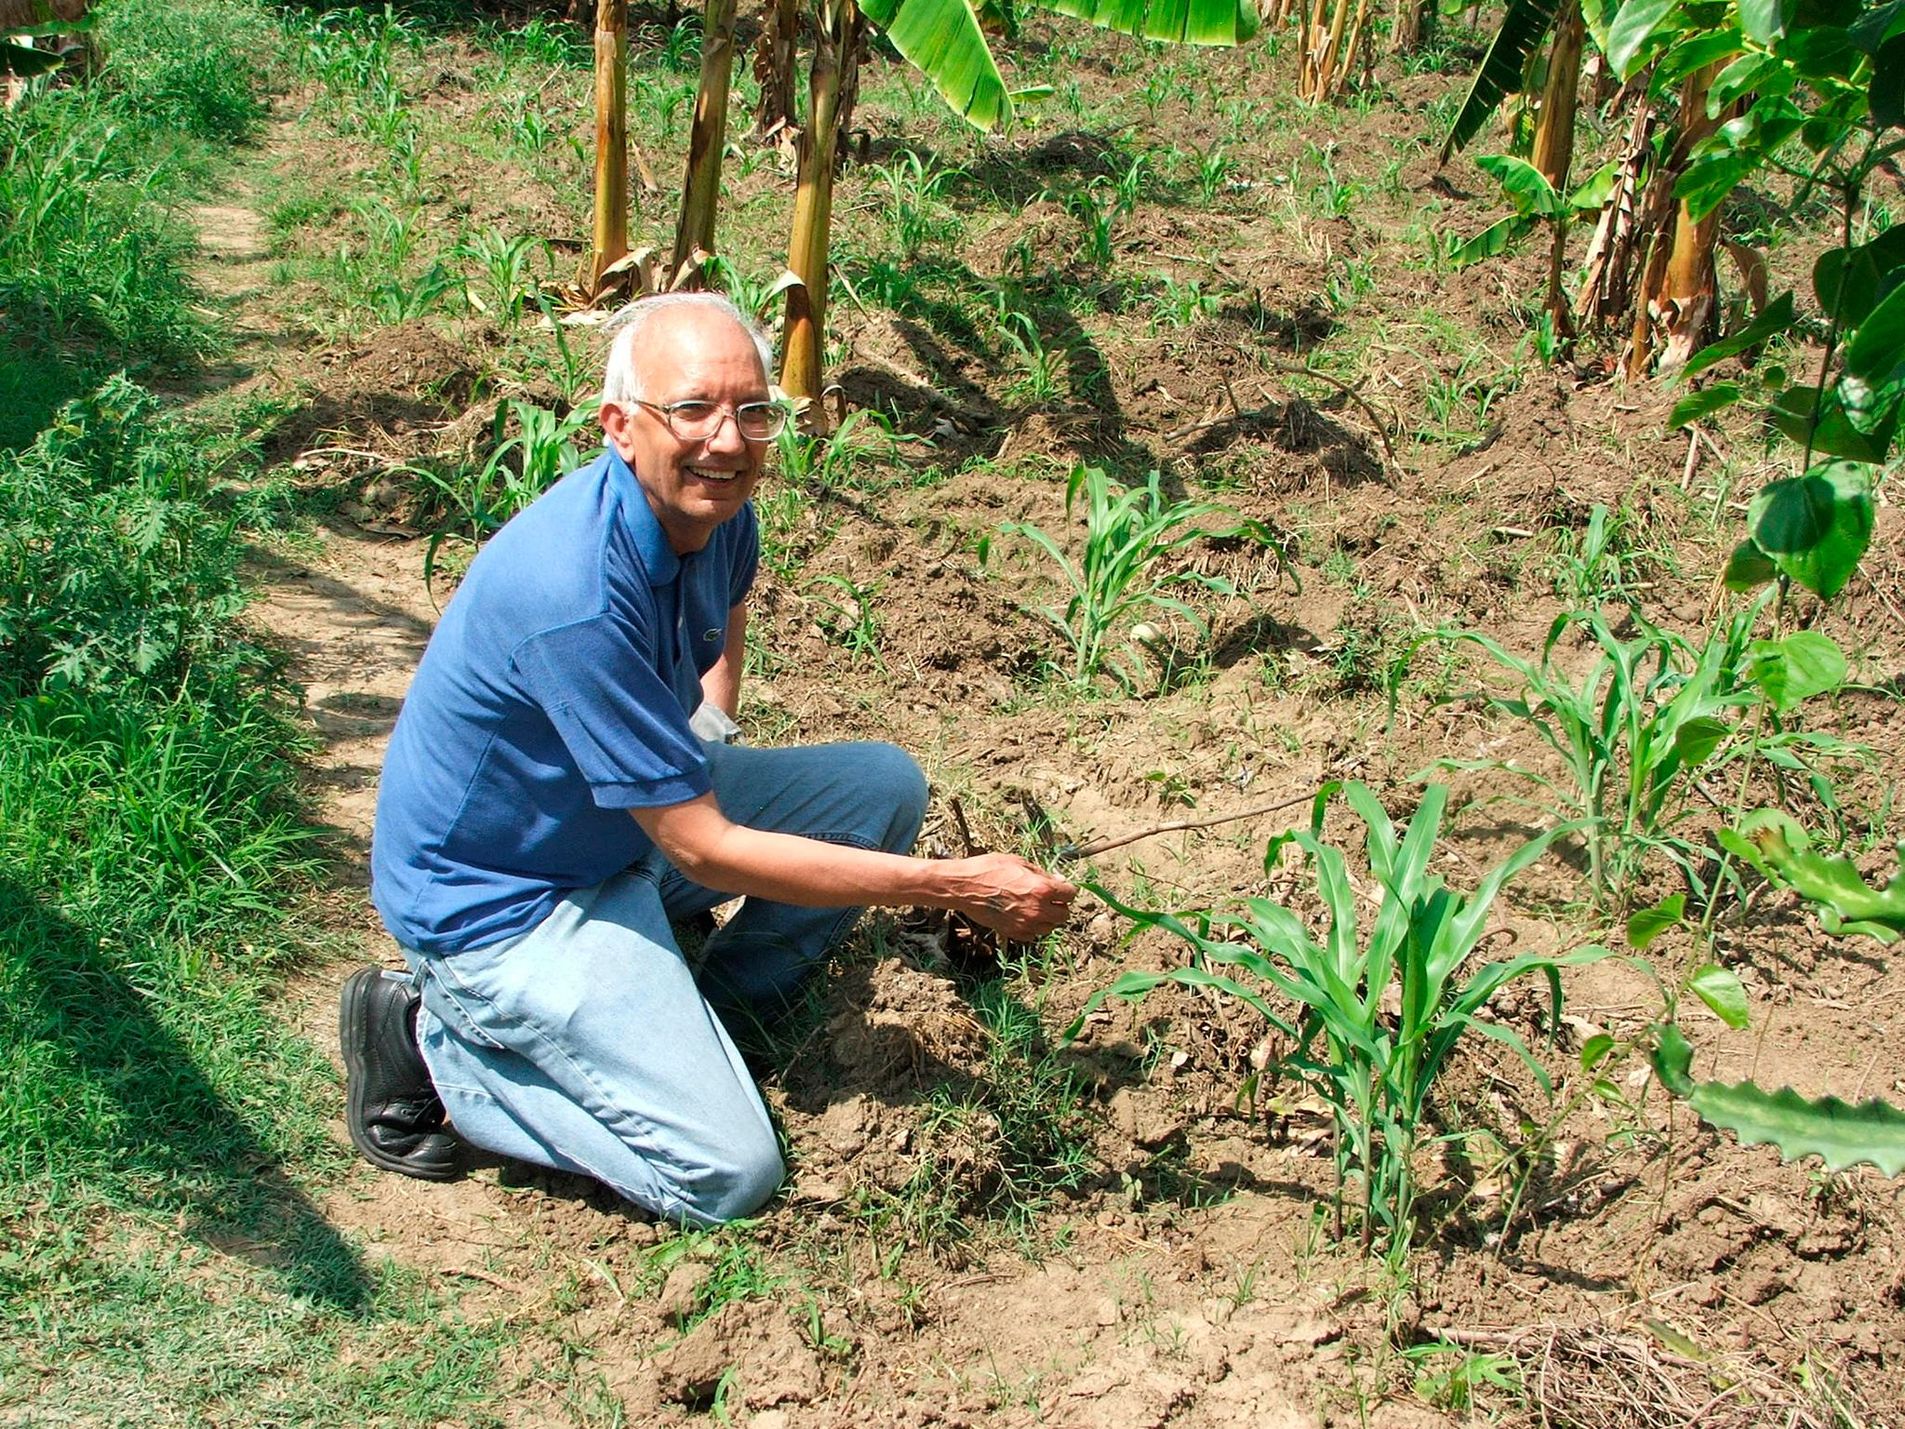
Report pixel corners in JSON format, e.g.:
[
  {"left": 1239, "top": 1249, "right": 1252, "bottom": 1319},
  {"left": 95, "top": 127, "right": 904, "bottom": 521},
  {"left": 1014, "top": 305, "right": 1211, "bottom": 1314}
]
[{"left": 217, "top": 27, "right": 1905, "bottom": 1429}]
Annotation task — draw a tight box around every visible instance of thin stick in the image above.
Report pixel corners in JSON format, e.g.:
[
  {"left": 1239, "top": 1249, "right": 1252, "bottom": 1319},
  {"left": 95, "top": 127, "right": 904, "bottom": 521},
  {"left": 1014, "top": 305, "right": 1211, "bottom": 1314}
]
[{"left": 1056, "top": 790, "right": 1313, "bottom": 863}]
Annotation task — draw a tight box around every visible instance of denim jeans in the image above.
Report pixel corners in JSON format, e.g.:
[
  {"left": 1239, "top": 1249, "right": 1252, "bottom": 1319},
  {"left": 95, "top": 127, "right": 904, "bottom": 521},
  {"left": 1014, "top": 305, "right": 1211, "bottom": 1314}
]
[{"left": 401, "top": 739, "right": 928, "bottom": 1225}]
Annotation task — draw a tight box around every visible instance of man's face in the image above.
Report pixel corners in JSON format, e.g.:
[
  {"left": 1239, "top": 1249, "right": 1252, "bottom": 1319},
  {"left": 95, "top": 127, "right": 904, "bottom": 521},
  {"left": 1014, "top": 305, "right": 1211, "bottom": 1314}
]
[{"left": 601, "top": 309, "right": 770, "bottom": 555}]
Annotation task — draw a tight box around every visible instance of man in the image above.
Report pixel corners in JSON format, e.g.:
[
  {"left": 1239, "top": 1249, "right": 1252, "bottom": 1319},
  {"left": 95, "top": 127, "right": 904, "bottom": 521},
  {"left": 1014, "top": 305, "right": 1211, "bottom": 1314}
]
[{"left": 345, "top": 293, "right": 1075, "bottom": 1225}]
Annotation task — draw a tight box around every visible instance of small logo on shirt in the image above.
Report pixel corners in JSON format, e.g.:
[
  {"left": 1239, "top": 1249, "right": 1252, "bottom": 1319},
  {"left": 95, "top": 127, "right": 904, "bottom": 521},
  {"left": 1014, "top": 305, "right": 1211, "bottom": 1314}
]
[{"left": 703, "top": 627, "right": 721, "bottom": 643}]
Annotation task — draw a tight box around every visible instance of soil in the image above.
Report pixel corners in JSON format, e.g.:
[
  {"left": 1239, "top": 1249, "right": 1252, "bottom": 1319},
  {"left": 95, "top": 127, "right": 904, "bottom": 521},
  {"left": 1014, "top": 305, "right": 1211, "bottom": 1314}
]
[{"left": 213, "top": 25, "right": 1905, "bottom": 1429}]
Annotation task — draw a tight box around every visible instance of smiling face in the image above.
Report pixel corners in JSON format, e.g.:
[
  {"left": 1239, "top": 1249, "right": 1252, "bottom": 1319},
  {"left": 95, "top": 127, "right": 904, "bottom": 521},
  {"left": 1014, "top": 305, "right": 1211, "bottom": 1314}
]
[{"left": 600, "top": 307, "right": 770, "bottom": 555}]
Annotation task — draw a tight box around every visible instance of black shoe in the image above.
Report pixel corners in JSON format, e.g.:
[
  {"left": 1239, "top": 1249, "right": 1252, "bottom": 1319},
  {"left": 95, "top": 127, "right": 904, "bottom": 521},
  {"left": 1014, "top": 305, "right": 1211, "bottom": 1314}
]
[{"left": 340, "top": 967, "right": 459, "bottom": 1182}]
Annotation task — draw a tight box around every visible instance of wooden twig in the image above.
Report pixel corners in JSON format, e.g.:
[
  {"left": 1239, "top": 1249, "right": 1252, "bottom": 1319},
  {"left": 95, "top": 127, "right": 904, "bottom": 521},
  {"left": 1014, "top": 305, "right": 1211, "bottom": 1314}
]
[{"left": 1055, "top": 790, "right": 1314, "bottom": 864}]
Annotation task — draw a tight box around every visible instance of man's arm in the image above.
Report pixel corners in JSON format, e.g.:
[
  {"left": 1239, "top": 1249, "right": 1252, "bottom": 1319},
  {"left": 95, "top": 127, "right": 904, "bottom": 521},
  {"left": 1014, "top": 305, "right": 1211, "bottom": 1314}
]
[
  {"left": 699, "top": 602, "right": 746, "bottom": 719},
  {"left": 630, "top": 794, "right": 1075, "bottom": 941}
]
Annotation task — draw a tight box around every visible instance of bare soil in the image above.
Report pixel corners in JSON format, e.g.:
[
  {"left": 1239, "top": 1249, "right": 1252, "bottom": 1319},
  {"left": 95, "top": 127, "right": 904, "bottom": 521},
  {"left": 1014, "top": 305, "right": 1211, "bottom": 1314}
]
[{"left": 223, "top": 28, "right": 1905, "bottom": 1429}]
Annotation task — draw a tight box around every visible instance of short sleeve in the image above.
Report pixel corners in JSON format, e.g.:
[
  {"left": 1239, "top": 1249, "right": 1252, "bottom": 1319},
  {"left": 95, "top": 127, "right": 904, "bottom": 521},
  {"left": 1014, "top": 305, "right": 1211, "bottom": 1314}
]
[{"left": 510, "top": 612, "right": 711, "bottom": 809}]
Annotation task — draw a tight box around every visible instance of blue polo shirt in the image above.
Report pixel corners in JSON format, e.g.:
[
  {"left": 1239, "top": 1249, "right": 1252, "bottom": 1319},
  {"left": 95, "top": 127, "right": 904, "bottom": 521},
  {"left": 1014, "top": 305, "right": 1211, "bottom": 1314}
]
[{"left": 371, "top": 446, "right": 757, "bottom": 953}]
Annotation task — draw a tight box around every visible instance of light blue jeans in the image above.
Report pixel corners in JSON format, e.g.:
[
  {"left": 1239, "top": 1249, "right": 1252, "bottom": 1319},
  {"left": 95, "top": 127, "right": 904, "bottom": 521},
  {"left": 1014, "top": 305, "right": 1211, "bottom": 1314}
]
[{"left": 402, "top": 740, "right": 928, "bottom": 1225}]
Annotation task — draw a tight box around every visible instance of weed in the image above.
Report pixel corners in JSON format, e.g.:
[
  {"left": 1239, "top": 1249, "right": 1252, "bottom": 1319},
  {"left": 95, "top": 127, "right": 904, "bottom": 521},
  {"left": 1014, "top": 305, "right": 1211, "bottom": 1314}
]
[
  {"left": 1073, "top": 781, "right": 1609, "bottom": 1255},
  {"left": 1148, "top": 274, "right": 1220, "bottom": 332},
  {"left": 1003, "top": 467, "right": 1281, "bottom": 693}
]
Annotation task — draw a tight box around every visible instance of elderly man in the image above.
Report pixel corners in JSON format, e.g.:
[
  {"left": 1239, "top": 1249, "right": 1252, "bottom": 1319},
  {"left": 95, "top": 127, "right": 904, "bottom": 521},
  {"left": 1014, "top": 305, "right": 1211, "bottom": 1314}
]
[{"left": 344, "top": 293, "right": 1075, "bottom": 1224}]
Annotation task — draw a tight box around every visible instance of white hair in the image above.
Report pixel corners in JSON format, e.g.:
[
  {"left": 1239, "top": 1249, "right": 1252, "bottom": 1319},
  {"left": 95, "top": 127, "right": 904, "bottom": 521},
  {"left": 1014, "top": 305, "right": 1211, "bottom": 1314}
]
[{"left": 601, "top": 292, "right": 775, "bottom": 406}]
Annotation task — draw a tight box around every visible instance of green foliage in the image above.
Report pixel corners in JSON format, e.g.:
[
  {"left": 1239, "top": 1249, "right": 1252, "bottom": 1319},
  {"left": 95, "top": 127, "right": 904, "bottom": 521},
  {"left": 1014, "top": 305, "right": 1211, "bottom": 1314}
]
[
  {"left": 98, "top": 0, "right": 273, "bottom": 142},
  {"left": 0, "top": 380, "right": 254, "bottom": 695},
  {"left": 0, "top": 378, "right": 330, "bottom": 1264},
  {"left": 1440, "top": 0, "right": 1566, "bottom": 160},
  {"left": 1002, "top": 466, "right": 1278, "bottom": 692},
  {"left": 420, "top": 396, "right": 602, "bottom": 588},
  {"left": 1070, "top": 782, "right": 1610, "bottom": 1253},
  {"left": 1721, "top": 462, "right": 1877, "bottom": 601},
  {"left": 1423, "top": 600, "right": 1853, "bottom": 912}
]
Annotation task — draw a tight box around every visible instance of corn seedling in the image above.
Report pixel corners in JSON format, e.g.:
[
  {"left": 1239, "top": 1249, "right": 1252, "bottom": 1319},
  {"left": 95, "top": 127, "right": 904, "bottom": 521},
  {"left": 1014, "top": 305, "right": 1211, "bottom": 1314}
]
[
  {"left": 874, "top": 148, "right": 965, "bottom": 256},
  {"left": 1001, "top": 465, "right": 1279, "bottom": 693},
  {"left": 1422, "top": 599, "right": 1857, "bottom": 914},
  {"left": 420, "top": 396, "right": 602, "bottom": 590},
  {"left": 804, "top": 573, "right": 882, "bottom": 665},
  {"left": 1070, "top": 781, "right": 1610, "bottom": 1254},
  {"left": 459, "top": 227, "right": 549, "bottom": 324}
]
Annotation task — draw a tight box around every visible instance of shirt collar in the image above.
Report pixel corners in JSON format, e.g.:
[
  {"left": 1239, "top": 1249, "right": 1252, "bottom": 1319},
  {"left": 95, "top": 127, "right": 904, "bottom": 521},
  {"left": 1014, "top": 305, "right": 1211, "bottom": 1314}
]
[{"left": 605, "top": 444, "right": 682, "bottom": 587}]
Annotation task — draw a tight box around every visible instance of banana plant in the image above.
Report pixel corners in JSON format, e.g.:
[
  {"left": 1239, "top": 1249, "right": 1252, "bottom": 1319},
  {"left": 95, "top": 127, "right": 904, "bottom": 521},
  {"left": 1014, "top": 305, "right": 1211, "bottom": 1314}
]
[
  {"left": 771, "top": 0, "right": 1261, "bottom": 410},
  {"left": 655, "top": 0, "right": 1264, "bottom": 407}
]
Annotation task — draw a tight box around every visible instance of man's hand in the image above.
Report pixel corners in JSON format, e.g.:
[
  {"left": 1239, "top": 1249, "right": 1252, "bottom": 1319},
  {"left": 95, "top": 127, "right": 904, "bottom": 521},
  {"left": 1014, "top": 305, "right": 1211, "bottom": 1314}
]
[{"left": 945, "top": 853, "right": 1078, "bottom": 941}]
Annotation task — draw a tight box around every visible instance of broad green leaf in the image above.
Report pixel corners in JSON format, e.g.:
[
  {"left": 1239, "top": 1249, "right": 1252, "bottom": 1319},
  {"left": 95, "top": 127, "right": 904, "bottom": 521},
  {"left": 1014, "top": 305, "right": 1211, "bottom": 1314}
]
[
  {"left": 1813, "top": 228, "right": 1905, "bottom": 327},
  {"left": 1607, "top": 0, "right": 1679, "bottom": 78},
  {"left": 1848, "top": 0, "right": 1905, "bottom": 50},
  {"left": 1746, "top": 460, "right": 1876, "bottom": 598},
  {"left": 1722, "top": 537, "right": 1778, "bottom": 591},
  {"left": 1450, "top": 213, "right": 1537, "bottom": 267},
  {"left": 861, "top": 0, "right": 1012, "bottom": 130},
  {"left": 1738, "top": 809, "right": 1905, "bottom": 943},
  {"left": 1712, "top": 50, "right": 1793, "bottom": 108},
  {"left": 1745, "top": 631, "right": 1846, "bottom": 713},
  {"left": 1581, "top": 1032, "right": 1615, "bottom": 1070},
  {"left": 1439, "top": 0, "right": 1565, "bottom": 161},
  {"left": 1768, "top": 387, "right": 1889, "bottom": 461},
  {"left": 1843, "top": 283, "right": 1905, "bottom": 382},
  {"left": 1033, "top": 0, "right": 1259, "bottom": 44},
  {"left": 1688, "top": 964, "right": 1750, "bottom": 1029},
  {"left": 1874, "top": 36, "right": 1905, "bottom": 128},
  {"left": 1671, "top": 715, "right": 1730, "bottom": 766},
  {"left": 0, "top": 38, "right": 62, "bottom": 76},
  {"left": 1738, "top": 0, "right": 1787, "bottom": 43},
  {"left": 1651, "top": 1022, "right": 1697, "bottom": 1097},
  {"left": 1655, "top": 27, "right": 1746, "bottom": 89},
  {"left": 1625, "top": 893, "right": 1686, "bottom": 949},
  {"left": 1687, "top": 1079, "right": 1905, "bottom": 1175},
  {"left": 1669, "top": 383, "right": 1743, "bottom": 426},
  {"left": 1476, "top": 153, "right": 1566, "bottom": 215},
  {"left": 1683, "top": 290, "right": 1796, "bottom": 378}
]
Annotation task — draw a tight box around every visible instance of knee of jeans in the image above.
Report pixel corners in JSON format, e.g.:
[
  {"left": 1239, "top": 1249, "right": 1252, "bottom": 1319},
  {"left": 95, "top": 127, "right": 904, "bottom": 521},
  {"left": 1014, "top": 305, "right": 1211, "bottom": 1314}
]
[
  {"left": 674, "top": 1133, "right": 784, "bottom": 1224},
  {"left": 862, "top": 743, "right": 928, "bottom": 851}
]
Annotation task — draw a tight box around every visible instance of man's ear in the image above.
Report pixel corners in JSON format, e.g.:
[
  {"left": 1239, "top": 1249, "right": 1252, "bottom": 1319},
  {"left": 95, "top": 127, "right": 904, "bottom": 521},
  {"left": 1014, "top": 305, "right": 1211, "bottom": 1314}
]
[{"left": 600, "top": 399, "right": 638, "bottom": 460}]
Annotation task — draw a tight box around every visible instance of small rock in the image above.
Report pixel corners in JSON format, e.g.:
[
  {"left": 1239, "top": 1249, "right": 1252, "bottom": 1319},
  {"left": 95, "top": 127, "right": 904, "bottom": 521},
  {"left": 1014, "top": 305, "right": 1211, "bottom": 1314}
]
[{"left": 1095, "top": 1296, "right": 1120, "bottom": 1327}]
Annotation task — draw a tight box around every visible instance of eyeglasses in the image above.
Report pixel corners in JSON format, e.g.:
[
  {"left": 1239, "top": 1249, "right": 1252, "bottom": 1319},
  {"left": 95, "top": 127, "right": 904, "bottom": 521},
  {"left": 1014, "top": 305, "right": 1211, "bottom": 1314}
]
[{"left": 634, "top": 398, "right": 789, "bottom": 443}]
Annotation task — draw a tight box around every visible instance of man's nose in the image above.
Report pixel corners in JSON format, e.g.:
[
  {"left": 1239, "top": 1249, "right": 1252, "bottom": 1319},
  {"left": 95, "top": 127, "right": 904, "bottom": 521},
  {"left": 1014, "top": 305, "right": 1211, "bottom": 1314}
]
[{"left": 704, "top": 410, "right": 748, "bottom": 453}]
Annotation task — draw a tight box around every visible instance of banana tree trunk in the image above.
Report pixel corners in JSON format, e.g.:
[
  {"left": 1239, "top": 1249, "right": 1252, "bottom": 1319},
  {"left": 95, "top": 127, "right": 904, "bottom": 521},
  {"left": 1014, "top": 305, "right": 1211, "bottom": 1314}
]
[
  {"left": 588, "top": 0, "right": 629, "bottom": 290},
  {"left": 1389, "top": 0, "right": 1430, "bottom": 53},
  {"left": 1624, "top": 61, "right": 1733, "bottom": 377},
  {"left": 753, "top": 0, "right": 800, "bottom": 143},
  {"left": 1530, "top": 0, "right": 1581, "bottom": 189},
  {"left": 672, "top": 0, "right": 739, "bottom": 279},
  {"left": 1531, "top": 0, "right": 1583, "bottom": 329},
  {"left": 778, "top": 0, "right": 862, "bottom": 415}
]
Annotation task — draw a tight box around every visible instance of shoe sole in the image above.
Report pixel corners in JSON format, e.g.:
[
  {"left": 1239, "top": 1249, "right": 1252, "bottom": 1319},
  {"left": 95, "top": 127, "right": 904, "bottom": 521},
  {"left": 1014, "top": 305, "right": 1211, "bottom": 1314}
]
[{"left": 339, "top": 967, "right": 460, "bottom": 1183}]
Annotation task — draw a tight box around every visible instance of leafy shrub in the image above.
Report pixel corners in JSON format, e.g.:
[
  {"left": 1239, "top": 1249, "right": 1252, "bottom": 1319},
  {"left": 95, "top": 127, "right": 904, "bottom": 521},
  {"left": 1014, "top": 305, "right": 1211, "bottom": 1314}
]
[
  {"left": 0, "top": 379, "right": 260, "bottom": 698},
  {"left": 99, "top": 0, "right": 273, "bottom": 142}
]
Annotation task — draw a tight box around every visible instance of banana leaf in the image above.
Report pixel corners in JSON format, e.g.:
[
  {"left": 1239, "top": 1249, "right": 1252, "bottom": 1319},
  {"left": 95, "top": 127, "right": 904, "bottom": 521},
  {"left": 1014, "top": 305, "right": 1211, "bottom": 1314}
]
[{"left": 1440, "top": 0, "right": 1565, "bottom": 163}]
